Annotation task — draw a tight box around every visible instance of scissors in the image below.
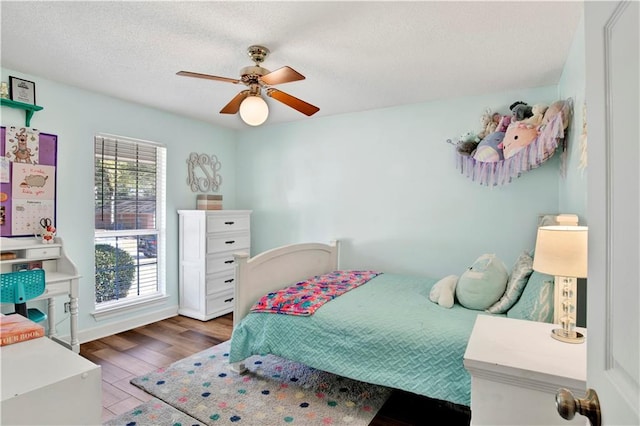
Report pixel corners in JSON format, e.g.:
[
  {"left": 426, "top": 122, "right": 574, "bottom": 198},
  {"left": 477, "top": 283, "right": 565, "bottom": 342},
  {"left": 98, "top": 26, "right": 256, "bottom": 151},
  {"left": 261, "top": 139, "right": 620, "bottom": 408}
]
[{"left": 40, "top": 217, "right": 52, "bottom": 229}]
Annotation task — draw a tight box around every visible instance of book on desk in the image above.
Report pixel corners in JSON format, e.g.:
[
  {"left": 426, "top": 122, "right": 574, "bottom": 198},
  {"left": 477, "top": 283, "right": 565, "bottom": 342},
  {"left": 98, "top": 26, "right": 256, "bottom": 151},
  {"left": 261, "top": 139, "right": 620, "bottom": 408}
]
[{"left": 0, "top": 313, "right": 45, "bottom": 346}]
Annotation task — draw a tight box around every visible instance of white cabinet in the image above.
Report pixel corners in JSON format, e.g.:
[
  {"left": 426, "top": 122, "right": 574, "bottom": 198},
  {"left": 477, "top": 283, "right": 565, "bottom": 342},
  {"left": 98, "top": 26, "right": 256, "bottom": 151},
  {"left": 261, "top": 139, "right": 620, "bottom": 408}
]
[
  {"left": 178, "top": 210, "right": 251, "bottom": 321},
  {"left": 1, "top": 336, "right": 102, "bottom": 425},
  {"left": 463, "top": 315, "right": 587, "bottom": 426}
]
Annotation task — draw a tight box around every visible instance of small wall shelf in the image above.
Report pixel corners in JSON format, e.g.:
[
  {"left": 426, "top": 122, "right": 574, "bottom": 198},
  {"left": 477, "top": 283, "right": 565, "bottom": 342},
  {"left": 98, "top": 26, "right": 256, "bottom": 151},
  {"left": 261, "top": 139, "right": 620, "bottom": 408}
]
[{"left": 1, "top": 98, "right": 44, "bottom": 127}]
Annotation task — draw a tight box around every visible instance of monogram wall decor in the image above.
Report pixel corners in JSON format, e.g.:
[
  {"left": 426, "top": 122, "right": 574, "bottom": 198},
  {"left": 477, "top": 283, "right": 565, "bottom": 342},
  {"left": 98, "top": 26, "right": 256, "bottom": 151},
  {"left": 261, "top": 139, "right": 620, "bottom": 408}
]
[{"left": 186, "top": 152, "right": 222, "bottom": 193}]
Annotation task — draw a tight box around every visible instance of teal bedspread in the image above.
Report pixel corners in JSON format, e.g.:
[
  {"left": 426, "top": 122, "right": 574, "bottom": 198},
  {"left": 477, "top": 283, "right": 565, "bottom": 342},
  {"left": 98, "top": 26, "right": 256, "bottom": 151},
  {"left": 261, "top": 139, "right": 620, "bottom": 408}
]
[{"left": 230, "top": 273, "right": 502, "bottom": 406}]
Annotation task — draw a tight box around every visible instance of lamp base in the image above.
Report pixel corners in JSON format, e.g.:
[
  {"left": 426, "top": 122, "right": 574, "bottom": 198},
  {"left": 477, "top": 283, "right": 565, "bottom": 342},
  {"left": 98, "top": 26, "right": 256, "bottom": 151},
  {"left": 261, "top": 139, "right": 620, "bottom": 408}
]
[{"left": 551, "top": 328, "right": 585, "bottom": 344}]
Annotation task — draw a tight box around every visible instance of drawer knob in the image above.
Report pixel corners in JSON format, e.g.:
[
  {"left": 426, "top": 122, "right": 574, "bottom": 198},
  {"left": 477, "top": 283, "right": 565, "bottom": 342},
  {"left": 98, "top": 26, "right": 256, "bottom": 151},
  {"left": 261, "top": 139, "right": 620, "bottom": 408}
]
[
  {"left": 224, "top": 297, "right": 234, "bottom": 303},
  {"left": 224, "top": 260, "right": 234, "bottom": 264},
  {"left": 224, "top": 221, "right": 235, "bottom": 225},
  {"left": 225, "top": 240, "right": 235, "bottom": 245},
  {"left": 224, "top": 278, "right": 234, "bottom": 283}
]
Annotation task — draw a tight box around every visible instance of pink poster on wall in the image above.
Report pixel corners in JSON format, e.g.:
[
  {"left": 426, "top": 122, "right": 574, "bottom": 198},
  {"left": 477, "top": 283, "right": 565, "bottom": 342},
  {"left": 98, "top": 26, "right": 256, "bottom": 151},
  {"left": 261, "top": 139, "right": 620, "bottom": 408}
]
[{"left": 11, "top": 164, "right": 56, "bottom": 235}]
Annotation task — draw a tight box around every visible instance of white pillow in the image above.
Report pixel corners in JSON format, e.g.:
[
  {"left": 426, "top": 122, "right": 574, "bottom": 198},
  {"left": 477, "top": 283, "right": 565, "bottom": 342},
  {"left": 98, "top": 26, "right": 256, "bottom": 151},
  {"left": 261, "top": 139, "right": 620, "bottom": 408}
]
[{"left": 429, "top": 275, "right": 459, "bottom": 308}]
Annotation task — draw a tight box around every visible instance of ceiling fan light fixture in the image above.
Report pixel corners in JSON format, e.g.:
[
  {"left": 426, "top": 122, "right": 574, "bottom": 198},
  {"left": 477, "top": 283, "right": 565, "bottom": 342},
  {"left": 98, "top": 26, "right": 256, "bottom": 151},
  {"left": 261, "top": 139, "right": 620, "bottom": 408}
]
[{"left": 239, "top": 95, "right": 269, "bottom": 126}]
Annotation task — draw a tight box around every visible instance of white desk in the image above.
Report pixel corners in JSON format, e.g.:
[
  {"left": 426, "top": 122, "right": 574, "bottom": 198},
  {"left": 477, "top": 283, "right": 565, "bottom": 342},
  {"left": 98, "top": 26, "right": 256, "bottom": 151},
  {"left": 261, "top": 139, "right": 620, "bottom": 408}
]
[
  {"left": 0, "top": 336, "right": 102, "bottom": 425},
  {"left": 464, "top": 315, "right": 587, "bottom": 426},
  {"left": 1, "top": 237, "right": 81, "bottom": 352}
]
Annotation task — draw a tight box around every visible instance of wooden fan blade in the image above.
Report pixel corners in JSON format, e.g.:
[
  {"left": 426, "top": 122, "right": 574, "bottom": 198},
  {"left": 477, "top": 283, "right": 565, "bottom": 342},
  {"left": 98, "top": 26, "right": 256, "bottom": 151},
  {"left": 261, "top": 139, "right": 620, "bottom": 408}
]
[
  {"left": 177, "top": 71, "right": 241, "bottom": 84},
  {"left": 220, "top": 90, "right": 249, "bottom": 114},
  {"left": 260, "top": 66, "right": 305, "bottom": 85},
  {"left": 266, "top": 88, "right": 319, "bottom": 116}
]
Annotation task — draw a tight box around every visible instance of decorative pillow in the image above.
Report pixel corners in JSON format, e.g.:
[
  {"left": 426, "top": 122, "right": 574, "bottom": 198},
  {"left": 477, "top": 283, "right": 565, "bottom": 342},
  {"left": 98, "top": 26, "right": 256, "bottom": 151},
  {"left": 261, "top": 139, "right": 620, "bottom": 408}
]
[
  {"left": 507, "top": 271, "right": 554, "bottom": 323},
  {"left": 455, "top": 254, "right": 509, "bottom": 311},
  {"left": 486, "top": 251, "right": 534, "bottom": 314},
  {"left": 429, "top": 275, "right": 459, "bottom": 309},
  {"left": 502, "top": 122, "right": 539, "bottom": 159}
]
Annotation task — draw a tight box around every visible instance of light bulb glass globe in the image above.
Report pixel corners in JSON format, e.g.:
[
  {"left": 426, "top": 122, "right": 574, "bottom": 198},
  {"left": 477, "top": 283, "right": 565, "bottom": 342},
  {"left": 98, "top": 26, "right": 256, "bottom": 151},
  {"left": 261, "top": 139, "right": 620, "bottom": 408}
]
[{"left": 239, "top": 95, "right": 269, "bottom": 126}]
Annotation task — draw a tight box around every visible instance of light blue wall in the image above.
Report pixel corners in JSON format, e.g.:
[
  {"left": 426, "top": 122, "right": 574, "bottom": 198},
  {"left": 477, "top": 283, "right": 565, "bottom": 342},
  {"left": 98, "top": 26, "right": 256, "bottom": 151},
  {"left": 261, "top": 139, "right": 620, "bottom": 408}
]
[
  {"left": 557, "top": 9, "right": 587, "bottom": 224},
  {"left": 556, "top": 8, "right": 588, "bottom": 327},
  {"left": 236, "top": 86, "right": 562, "bottom": 279},
  {"left": 1, "top": 67, "right": 237, "bottom": 337}
]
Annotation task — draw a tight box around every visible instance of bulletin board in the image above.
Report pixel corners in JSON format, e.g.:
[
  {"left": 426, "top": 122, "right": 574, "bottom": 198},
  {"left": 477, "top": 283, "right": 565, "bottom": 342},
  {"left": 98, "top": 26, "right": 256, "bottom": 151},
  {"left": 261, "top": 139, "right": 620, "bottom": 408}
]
[{"left": 0, "top": 126, "right": 58, "bottom": 237}]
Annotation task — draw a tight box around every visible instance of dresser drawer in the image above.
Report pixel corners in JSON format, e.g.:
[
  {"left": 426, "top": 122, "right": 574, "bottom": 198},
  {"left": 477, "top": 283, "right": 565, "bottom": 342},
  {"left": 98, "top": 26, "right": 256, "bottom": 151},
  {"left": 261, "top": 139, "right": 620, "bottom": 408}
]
[
  {"left": 206, "top": 289, "right": 235, "bottom": 316},
  {"left": 206, "top": 252, "right": 239, "bottom": 273},
  {"left": 206, "top": 270, "right": 236, "bottom": 294},
  {"left": 206, "top": 214, "right": 250, "bottom": 233},
  {"left": 207, "top": 233, "right": 250, "bottom": 254}
]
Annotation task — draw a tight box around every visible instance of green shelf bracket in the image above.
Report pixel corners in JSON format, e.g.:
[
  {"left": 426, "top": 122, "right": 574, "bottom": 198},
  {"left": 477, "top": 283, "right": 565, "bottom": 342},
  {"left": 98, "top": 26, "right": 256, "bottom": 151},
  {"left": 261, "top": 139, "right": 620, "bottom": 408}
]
[{"left": 1, "top": 98, "right": 44, "bottom": 127}]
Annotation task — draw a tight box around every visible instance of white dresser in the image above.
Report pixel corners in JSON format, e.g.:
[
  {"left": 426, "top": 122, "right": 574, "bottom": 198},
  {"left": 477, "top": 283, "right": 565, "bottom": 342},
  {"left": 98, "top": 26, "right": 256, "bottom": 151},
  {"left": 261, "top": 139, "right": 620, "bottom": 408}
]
[
  {"left": 177, "top": 210, "right": 251, "bottom": 321},
  {"left": 463, "top": 315, "right": 587, "bottom": 426}
]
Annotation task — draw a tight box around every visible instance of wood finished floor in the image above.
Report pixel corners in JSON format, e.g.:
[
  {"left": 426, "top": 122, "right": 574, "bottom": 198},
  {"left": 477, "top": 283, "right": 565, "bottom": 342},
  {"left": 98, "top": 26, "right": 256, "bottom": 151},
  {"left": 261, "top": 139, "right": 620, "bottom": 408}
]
[{"left": 80, "top": 314, "right": 470, "bottom": 425}]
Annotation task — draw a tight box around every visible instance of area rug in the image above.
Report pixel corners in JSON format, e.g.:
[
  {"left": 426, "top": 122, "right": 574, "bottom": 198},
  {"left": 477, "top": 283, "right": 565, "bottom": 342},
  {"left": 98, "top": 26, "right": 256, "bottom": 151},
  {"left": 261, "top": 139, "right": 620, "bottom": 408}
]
[
  {"left": 104, "top": 397, "right": 202, "bottom": 426},
  {"left": 107, "top": 340, "right": 392, "bottom": 425}
]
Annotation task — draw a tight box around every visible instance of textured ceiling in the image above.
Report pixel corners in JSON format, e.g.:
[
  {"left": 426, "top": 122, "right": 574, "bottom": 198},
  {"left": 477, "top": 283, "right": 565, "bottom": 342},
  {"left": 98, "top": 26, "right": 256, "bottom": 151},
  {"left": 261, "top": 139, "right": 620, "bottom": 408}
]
[{"left": 1, "top": 1, "right": 582, "bottom": 130}]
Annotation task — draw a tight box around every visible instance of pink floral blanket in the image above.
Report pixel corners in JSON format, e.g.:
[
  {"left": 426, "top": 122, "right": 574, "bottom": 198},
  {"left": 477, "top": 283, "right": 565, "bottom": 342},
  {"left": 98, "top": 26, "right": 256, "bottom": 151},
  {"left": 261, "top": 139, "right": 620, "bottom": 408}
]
[{"left": 250, "top": 270, "right": 382, "bottom": 316}]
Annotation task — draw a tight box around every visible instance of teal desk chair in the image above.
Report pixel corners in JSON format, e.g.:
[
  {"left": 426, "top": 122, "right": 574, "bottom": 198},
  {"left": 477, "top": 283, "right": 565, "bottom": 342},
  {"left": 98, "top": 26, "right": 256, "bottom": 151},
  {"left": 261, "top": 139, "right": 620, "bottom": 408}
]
[{"left": 1, "top": 269, "right": 47, "bottom": 323}]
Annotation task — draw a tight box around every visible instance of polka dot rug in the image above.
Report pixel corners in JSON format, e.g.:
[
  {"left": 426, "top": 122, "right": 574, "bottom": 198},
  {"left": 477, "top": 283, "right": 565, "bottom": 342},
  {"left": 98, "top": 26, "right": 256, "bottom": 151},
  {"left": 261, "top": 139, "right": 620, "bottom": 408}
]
[{"left": 106, "top": 340, "right": 392, "bottom": 425}]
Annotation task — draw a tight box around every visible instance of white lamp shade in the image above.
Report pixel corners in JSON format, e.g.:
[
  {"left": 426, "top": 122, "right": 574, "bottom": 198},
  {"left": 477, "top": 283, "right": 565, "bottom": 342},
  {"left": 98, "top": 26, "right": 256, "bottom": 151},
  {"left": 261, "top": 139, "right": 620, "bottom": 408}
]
[
  {"left": 533, "top": 225, "right": 588, "bottom": 278},
  {"left": 239, "top": 95, "right": 269, "bottom": 126}
]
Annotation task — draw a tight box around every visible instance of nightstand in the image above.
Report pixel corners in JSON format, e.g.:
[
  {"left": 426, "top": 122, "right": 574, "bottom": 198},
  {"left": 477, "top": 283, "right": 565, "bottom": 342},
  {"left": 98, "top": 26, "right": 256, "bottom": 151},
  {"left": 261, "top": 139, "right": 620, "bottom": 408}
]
[{"left": 463, "top": 315, "right": 587, "bottom": 425}]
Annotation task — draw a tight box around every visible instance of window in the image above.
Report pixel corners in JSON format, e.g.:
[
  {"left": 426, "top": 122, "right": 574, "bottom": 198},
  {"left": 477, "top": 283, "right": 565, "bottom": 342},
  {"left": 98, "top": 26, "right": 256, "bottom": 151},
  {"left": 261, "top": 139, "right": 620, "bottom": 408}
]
[{"left": 94, "top": 134, "right": 166, "bottom": 312}]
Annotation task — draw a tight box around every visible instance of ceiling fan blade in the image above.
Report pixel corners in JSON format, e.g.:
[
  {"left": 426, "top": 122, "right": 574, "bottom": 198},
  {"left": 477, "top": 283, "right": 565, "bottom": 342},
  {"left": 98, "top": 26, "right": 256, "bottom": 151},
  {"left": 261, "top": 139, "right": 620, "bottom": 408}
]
[
  {"left": 260, "top": 66, "right": 305, "bottom": 85},
  {"left": 177, "top": 71, "right": 241, "bottom": 84},
  {"left": 220, "top": 90, "right": 249, "bottom": 114},
  {"left": 266, "top": 88, "right": 319, "bottom": 116}
]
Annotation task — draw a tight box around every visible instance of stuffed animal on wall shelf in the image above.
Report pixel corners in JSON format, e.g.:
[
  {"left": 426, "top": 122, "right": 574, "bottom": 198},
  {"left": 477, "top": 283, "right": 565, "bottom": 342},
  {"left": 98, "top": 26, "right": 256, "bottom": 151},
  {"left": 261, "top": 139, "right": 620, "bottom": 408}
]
[
  {"left": 521, "top": 104, "right": 548, "bottom": 127},
  {"left": 495, "top": 115, "right": 512, "bottom": 133},
  {"left": 501, "top": 122, "right": 539, "bottom": 159},
  {"left": 510, "top": 101, "right": 533, "bottom": 122},
  {"left": 473, "top": 131, "right": 506, "bottom": 162},
  {"left": 477, "top": 109, "right": 501, "bottom": 140},
  {"left": 540, "top": 99, "right": 572, "bottom": 130},
  {"left": 455, "top": 131, "right": 480, "bottom": 156}
]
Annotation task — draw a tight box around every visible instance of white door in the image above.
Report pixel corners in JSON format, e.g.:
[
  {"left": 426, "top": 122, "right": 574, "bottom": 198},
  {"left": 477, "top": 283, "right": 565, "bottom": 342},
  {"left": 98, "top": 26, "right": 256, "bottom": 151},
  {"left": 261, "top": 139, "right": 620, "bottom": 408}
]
[{"left": 585, "top": 1, "right": 639, "bottom": 425}]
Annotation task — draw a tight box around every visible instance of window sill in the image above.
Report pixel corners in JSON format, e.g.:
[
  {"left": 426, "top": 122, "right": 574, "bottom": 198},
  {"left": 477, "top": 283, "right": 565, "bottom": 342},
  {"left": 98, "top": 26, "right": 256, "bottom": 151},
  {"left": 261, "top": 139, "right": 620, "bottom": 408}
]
[{"left": 91, "top": 294, "right": 169, "bottom": 321}]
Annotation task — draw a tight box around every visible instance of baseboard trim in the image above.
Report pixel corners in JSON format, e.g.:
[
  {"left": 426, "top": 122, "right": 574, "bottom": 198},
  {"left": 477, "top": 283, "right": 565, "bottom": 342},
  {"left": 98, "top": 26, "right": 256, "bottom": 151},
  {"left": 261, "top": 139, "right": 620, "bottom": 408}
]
[{"left": 74, "top": 305, "right": 180, "bottom": 344}]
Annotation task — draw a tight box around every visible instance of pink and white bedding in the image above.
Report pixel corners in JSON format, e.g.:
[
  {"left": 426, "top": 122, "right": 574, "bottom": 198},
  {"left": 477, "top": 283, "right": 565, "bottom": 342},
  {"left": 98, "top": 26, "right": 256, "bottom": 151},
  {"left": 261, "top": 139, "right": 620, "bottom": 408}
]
[{"left": 250, "top": 270, "right": 381, "bottom": 316}]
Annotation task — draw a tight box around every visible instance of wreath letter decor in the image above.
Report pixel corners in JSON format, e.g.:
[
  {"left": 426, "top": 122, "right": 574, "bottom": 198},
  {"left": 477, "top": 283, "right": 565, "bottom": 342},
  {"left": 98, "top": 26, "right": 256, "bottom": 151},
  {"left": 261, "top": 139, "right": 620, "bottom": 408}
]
[{"left": 187, "top": 152, "right": 222, "bottom": 192}]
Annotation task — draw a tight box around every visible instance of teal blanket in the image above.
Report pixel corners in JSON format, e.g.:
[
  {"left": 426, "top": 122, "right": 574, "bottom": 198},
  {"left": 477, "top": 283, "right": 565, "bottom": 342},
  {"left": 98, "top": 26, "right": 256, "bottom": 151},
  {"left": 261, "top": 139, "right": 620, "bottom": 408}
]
[{"left": 230, "top": 273, "right": 501, "bottom": 407}]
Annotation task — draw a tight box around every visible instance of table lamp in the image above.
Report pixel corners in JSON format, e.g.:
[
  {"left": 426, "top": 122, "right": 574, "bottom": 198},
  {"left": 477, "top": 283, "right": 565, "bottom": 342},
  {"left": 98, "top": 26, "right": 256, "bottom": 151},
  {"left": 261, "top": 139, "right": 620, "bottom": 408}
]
[{"left": 532, "top": 225, "right": 588, "bottom": 343}]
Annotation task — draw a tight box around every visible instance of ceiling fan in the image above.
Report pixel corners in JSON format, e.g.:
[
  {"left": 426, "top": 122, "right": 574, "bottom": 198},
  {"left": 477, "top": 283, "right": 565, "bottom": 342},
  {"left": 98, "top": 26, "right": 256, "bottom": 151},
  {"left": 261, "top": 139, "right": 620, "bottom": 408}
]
[{"left": 177, "top": 45, "right": 319, "bottom": 125}]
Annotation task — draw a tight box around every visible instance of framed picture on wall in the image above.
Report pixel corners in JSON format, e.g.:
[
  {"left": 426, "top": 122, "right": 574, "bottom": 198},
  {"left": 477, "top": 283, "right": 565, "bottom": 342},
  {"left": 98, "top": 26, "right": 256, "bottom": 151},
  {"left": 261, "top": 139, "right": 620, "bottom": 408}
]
[{"left": 9, "top": 76, "right": 36, "bottom": 105}]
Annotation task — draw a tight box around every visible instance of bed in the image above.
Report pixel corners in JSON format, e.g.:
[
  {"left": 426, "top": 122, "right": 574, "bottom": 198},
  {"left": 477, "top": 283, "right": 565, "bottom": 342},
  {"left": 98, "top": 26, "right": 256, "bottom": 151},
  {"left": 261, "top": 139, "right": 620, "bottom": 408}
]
[{"left": 228, "top": 240, "right": 554, "bottom": 407}]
